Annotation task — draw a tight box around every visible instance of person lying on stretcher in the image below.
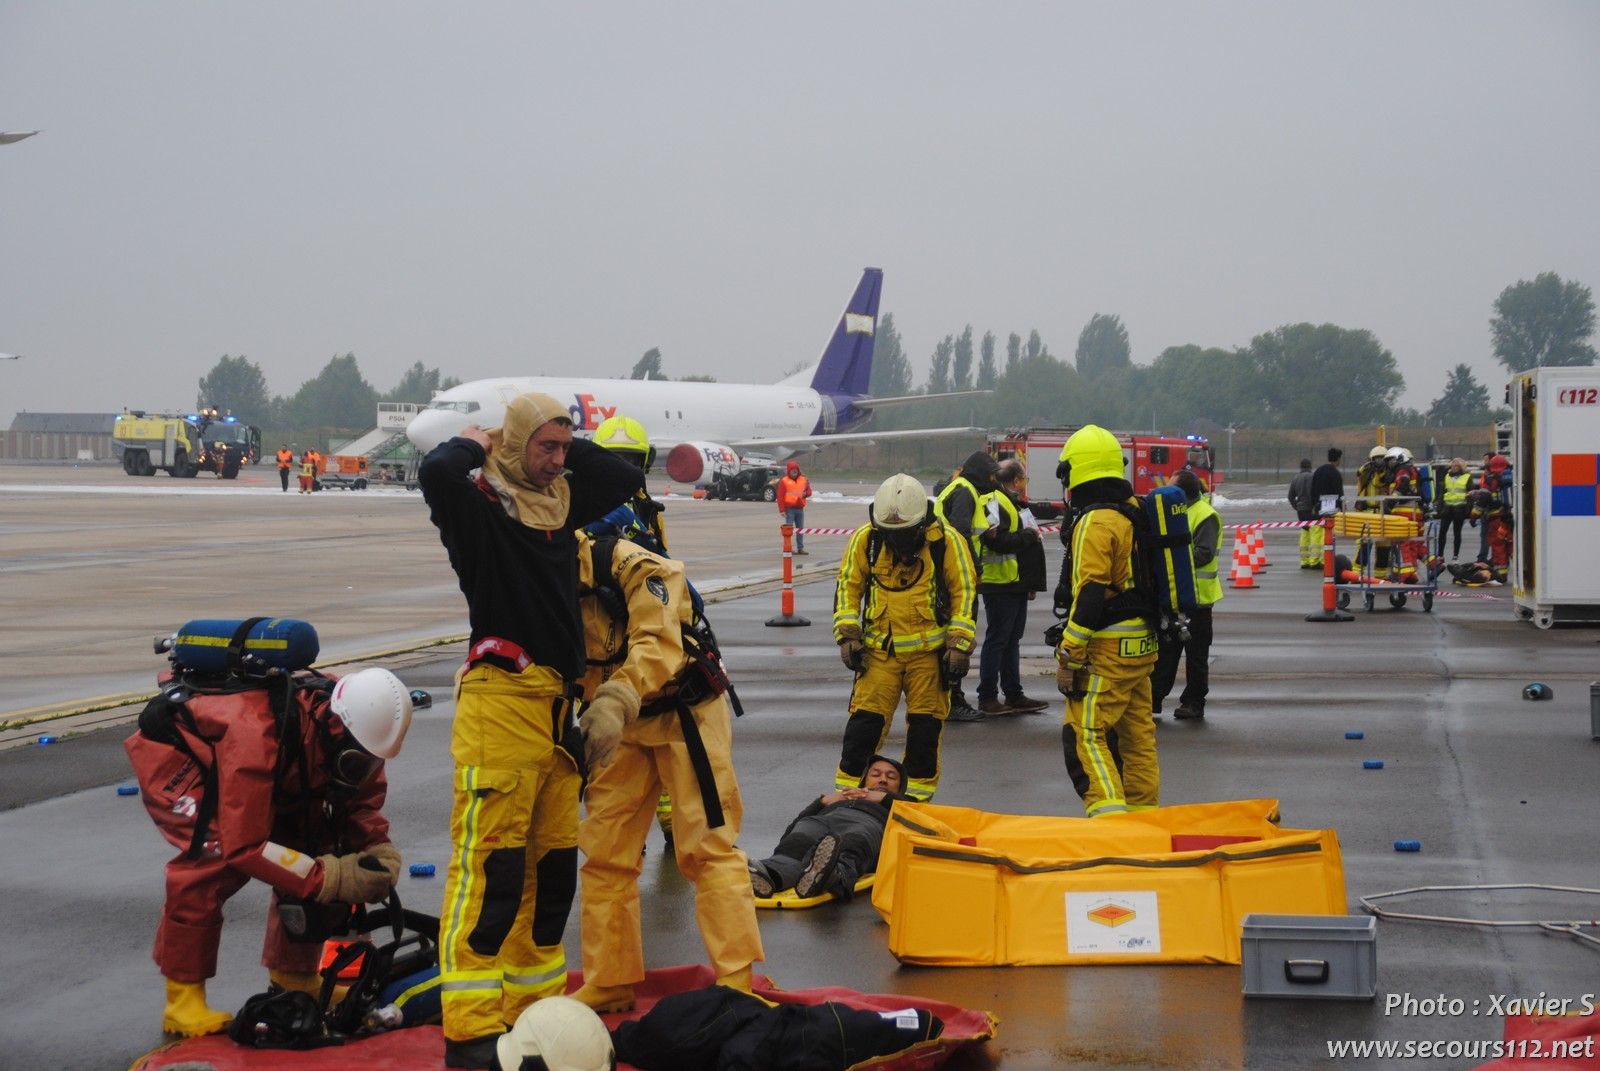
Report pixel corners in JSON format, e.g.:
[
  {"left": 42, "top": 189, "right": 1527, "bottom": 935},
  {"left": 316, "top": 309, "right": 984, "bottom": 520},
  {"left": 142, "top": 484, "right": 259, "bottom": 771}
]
[{"left": 747, "top": 756, "right": 912, "bottom": 901}]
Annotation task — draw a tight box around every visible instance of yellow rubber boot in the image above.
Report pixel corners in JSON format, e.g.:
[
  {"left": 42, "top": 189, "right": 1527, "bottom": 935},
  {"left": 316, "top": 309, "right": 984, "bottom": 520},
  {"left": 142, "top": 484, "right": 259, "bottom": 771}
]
[
  {"left": 162, "top": 979, "right": 231, "bottom": 1037},
  {"left": 269, "top": 968, "right": 348, "bottom": 1004},
  {"left": 570, "top": 982, "right": 635, "bottom": 1014},
  {"left": 268, "top": 969, "right": 321, "bottom": 995},
  {"left": 715, "top": 965, "right": 776, "bottom": 1006}
]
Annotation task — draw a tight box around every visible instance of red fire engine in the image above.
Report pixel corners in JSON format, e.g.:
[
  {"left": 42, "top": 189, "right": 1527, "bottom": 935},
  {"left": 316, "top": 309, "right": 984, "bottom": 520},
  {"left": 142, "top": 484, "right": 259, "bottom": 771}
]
[{"left": 987, "top": 427, "right": 1222, "bottom": 496}]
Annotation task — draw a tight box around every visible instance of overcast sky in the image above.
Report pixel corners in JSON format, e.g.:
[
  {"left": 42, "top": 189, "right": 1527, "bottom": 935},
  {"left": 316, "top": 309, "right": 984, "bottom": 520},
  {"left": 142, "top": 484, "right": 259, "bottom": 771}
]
[{"left": 2, "top": 2, "right": 1597, "bottom": 428}]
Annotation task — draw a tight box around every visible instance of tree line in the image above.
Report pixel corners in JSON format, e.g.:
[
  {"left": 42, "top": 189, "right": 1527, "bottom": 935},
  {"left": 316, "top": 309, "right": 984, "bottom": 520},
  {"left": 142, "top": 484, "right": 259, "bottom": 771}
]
[
  {"left": 871, "top": 270, "right": 1595, "bottom": 431},
  {"left": 191, "top": 270, "right": 1594, "bottom": 440},
  {"left": 194, "top": 354, "right": 459, "bottom": 435}
]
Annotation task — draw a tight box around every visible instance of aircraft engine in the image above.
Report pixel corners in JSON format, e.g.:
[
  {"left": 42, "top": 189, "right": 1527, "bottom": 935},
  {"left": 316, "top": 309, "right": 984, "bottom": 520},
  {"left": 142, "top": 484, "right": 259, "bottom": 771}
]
[{"left": 664, "top": 441, "right": 741, "bottom": 485}]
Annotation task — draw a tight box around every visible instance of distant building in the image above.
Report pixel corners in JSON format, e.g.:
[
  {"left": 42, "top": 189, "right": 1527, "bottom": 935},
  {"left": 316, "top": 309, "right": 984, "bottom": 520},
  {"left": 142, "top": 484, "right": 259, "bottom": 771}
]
[{"left": 3, "top": 412, "right": 118, "bottom": 460}]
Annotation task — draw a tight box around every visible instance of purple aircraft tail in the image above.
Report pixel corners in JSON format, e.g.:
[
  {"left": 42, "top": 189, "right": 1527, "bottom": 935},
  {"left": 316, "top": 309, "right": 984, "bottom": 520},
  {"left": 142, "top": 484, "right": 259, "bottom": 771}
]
[{"left": 807, "top": 268, "right": 882, "bottom": 399}]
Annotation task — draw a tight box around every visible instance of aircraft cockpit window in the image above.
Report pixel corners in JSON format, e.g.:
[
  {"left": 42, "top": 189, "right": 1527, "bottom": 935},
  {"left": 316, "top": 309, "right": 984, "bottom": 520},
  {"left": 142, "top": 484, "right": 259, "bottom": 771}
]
[{"left": 429, "top": 400, "right": 477, "bottom": 414}]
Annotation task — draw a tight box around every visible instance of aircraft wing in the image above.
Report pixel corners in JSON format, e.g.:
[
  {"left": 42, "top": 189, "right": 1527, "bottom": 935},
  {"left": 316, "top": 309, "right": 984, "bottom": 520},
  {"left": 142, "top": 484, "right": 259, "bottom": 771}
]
[
  {"left": 728, "top": 426, "right": 986, "bottom": 450},
  {"left": 848, "top": 389, "right": 992, "bottom": 411}
]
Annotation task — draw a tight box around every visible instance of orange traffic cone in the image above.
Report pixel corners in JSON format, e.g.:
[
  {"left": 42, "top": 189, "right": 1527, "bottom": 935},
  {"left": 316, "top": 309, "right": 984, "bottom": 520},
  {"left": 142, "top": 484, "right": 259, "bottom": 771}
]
[
  {"left": 1249, "top": 524, "right": 1268, "bottom": 571},
  {"left": 1228, "top": 529, "right": 1257, "bottom": 589}
]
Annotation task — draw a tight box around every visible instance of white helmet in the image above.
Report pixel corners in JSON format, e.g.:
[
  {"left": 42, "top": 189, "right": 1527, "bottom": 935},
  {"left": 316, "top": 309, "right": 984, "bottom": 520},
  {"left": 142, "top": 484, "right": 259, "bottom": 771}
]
[
  {"left": 871, "top": 473, "right": 929, "bottom": 530},
  {"left": 329, "top": 668, "right": 412, "bottom": 759},
  {"left": 496, "top": 996, "right": 616, "bottom": 1071},
  {"left": 1386, "top": 446, "right": 1411, "bottom": 464},
  {"left": 1368, "top": 446, "right": 1387, "bottom": 460}
]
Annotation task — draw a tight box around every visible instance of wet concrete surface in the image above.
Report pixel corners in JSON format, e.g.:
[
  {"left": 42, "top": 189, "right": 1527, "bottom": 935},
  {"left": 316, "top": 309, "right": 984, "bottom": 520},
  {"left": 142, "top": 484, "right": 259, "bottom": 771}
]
[{"left": 1, "top": 463, "right": 1597, "bottom": 1069}]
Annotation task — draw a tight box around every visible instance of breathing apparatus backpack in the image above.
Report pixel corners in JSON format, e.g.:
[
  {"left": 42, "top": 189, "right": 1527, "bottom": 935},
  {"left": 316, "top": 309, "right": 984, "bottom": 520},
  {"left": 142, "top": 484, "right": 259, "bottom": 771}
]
[
  {"left": 1048, "top": 485, "right": 1196, "bottom": 644},
  {"left": 229, "top": 890, "right": 441, "bottom": 1048}
]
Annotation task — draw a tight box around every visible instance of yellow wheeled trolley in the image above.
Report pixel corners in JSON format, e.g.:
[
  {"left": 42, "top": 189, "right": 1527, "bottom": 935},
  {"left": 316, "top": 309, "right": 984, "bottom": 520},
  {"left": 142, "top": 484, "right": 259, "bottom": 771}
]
[{"left": 1332, "top": 496, "right": 1439, "bottom": 613}]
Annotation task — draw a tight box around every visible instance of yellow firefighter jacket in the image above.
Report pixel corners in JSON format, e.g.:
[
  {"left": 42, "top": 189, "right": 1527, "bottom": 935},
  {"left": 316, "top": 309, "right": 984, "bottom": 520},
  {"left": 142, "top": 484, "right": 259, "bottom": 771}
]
[
  {"left": 833, "top": 521, "right": 977, "bottom": 655},
  {"left": 1059, "top": 499, "right": 1153, "bottom": 664},
  {"left": 575, "top": 534, "right": 695, "bottom": 704}
]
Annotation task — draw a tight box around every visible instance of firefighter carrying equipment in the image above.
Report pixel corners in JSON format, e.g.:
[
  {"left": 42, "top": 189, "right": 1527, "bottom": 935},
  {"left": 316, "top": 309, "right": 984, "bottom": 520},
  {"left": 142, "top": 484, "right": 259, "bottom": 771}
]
[
  {"left": 834, "top": 510, "right": 978, "bottom": 800},
  {"left": 126, "top": 655, "right": 395, "bottom": 987},
  {"left": 873, "top": 798, "right": 1346, "bottom": 966},
  {"left": 574, "top": 534, "right": 763, "bottom": 1007},
  {"left": 580, "top": 532, "right": 741, "bottom": 823},
  {"left": 1054, "top": 487, "right": 1161, "bottom": 816},
  {"left": 592, "top": 414, "right": 655, "bottom": 471}
]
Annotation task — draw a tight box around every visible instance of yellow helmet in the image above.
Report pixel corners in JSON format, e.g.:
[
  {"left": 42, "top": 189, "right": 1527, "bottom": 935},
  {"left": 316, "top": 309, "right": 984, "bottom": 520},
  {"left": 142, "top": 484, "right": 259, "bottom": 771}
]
[
  {"left": 1058, "top": 425, "right": 1125, "bottom": 489},
  {"left": 592, "top": 415, "right": 654, "bottom": 471}
]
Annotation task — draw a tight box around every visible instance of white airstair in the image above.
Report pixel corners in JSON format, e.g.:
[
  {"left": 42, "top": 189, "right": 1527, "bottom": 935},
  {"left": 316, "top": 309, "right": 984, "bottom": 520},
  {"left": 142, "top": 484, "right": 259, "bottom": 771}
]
[{"left": 331, "top": 403, "right": 420, "bottom": 458}]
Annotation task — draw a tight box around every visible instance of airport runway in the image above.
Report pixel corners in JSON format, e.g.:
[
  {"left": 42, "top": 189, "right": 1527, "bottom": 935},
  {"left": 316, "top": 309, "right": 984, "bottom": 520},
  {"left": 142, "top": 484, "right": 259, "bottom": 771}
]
[{"left": 1, "top": 461, "right": 1596, "bottom": 1070}]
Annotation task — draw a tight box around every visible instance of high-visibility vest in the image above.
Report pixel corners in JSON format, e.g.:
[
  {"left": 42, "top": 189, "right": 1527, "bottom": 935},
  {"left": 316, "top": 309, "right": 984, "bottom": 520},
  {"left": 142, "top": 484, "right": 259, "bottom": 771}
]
[
  {"left": 933, "top": 477, "right": 980, "bottom": 547},
  {"left": 1188, "top": 497, "right": 1223, "bottom": 607},
  {"left": 1443, "top": 471, "right": 1471, "bottom": 506},
  {"left": 276, "top": 449, "right": 292, "bottom": 469},
  {"left": 976, "top": 490, "right": 1021, "bottom": 586}
]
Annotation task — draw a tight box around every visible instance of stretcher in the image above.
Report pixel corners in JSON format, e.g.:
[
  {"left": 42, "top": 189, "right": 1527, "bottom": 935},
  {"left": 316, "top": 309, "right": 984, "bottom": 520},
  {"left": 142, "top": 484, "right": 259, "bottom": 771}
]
[
  {"left": 131, "top": 964, "right": 997, "bottom": 1071},
  {"left": 755, "top": 873, "right": 874, "bottom": 910},
  {"left": 873, "top": 799, "right": 1346, "bottom": 966}
]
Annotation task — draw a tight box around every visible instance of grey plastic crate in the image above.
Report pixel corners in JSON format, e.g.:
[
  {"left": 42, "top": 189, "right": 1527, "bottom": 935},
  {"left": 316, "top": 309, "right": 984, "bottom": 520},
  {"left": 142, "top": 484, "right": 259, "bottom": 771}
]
[{"left": 1241, "top": 913, "right": 1377, "bottom": 1000}]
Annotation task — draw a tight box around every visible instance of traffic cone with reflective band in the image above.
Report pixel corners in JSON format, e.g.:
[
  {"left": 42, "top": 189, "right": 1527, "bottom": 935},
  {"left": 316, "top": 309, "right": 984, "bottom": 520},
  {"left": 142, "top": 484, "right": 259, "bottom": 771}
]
[
  {"left": 1246, "top": 524, "right": 1265, "bottom": 572},
  {"left": 1227, "top": 529, "right": 1256, "bottom": 589},
  {"left": 1253, "top": 522, "right": 1271, "bottom": 568}
]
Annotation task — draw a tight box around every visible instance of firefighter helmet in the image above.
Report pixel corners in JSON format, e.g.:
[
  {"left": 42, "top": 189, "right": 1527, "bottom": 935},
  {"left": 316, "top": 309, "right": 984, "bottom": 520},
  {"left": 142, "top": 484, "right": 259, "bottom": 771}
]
[
  {"left": 870, "top": 473, "right": 930, "bottom": 530},
  {"left": 1058, "top": 425, "right": 1125, "bottom": 489},
  {"left": 496, "top": 996, "right": 616, "bottom": 1071},
  {"left": 592, "top": 415, "right": 655, "bottom": 472},
  {"left": 1369, "top": 446, "right": 1387, "bottom": 460},
  {"left": 329, "top": 668, "right": 412, "bottom": 760}
]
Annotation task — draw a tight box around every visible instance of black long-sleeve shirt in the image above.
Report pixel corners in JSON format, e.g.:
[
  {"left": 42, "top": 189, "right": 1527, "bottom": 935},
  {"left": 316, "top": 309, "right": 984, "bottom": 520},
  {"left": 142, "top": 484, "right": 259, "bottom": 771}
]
[
  {"left": 419, "top": 436, "right": 644, "bottom": 678},
  {"left": 1310, "top": 462, "right": 1345, "bottom": 512}
]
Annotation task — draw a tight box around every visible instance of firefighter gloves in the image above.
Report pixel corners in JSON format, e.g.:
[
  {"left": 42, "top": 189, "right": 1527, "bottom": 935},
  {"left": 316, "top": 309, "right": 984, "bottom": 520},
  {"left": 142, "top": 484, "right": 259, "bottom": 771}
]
[
  {"left": 579, "top": 678, "right": 640, "bottom": 769},
  {"left": 839, "top": 639, "right": 866, "bottom": 672},
  {"left": 940, "top": 647, "right": 970, "bottom": 686}
]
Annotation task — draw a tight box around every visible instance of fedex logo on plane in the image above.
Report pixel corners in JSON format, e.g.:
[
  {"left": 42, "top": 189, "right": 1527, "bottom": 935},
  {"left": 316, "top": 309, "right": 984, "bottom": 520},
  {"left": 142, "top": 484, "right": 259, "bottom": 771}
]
[{"left": 568, "top": 393, "right": 617, "bottom": 430}]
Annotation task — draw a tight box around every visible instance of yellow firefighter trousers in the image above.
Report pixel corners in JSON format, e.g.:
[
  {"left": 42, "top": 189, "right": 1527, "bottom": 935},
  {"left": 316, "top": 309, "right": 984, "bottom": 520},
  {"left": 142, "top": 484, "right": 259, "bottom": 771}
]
[
  {"left": 578, "top": 692, "right": 762, "bottom": 988},
  {"left": 440, "top": 664, "right": 580, "bottom": 1042},
  {"left": 1067, "top": 637, "right": 1159, "bottom": 817},
  {"left": 835, "top": 648, "right": 948, "bottom": 800}
]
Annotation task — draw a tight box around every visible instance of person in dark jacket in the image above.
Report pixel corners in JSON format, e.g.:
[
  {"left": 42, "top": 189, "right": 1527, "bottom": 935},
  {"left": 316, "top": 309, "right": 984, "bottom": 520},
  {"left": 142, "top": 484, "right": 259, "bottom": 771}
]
[
  {"left": 418, "top": 393, "right": 643, "bottom": 1069},
  {"left": 747, "top": 755, "right": 911, "bottom": 901},
  {"left": 1309, "top": 447, "right": 1345, "bottom": 514},
  {"left": 933, "top": 451, "right": 1000, "bottom": 721},
  {"left": 1287, "top": 458, "right": 1319, "bottom": 567},
  {"left": 975, "top": 460, "right": 1049, "bottom": 715},
  {"left": 613, "top": 985, "right": 942, "bottom": 1071}
]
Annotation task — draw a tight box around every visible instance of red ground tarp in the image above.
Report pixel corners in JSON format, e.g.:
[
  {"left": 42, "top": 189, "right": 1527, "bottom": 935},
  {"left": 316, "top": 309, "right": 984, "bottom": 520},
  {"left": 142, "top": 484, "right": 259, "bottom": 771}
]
[{"left": 131, "top": 964, "right": 998, "bottom": 1071}]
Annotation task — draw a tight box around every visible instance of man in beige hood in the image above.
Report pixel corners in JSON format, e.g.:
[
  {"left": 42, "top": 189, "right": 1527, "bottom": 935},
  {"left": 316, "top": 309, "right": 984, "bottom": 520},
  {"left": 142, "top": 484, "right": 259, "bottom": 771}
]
[{"left": 418, "top": 392, "right": 643, "bottom": 1069}]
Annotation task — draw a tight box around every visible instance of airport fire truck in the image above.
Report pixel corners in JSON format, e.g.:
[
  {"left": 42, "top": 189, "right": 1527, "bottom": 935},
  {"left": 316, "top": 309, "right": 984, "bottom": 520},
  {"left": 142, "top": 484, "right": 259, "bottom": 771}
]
[
  {"left": 112, "top": 408, "right": 262, "bottom": 479},
  {"left": 987, "top": 427, "right": 1221, "bottom": 496}
]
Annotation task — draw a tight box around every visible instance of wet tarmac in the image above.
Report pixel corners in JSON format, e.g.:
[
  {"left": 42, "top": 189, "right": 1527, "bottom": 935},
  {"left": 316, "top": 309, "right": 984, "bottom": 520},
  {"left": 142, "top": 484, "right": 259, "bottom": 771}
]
[{"left": 1, "top": 462, "right": 1596, "bottom": 1069}]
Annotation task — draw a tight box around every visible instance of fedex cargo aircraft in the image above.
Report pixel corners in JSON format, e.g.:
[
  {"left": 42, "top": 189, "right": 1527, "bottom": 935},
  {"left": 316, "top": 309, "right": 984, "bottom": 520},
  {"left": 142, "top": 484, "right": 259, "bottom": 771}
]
[{"left": 404, "top": 269, "right": 983, "bottom": 484}]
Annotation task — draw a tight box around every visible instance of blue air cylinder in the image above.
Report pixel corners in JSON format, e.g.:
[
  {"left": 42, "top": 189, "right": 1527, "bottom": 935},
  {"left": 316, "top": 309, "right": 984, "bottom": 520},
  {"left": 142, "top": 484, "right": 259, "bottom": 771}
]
[{"left": 170, "top": 618, "right": 320, "bottom": 673}]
